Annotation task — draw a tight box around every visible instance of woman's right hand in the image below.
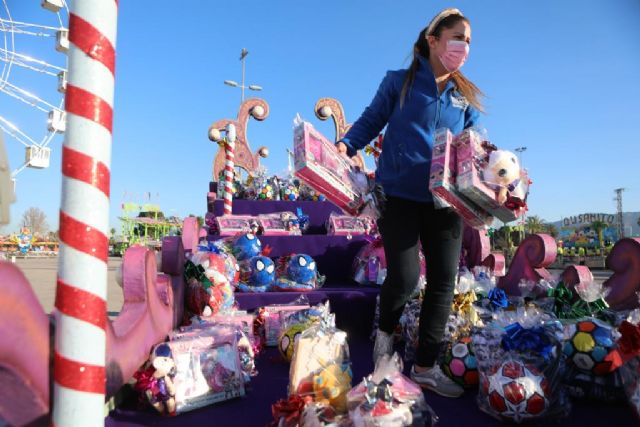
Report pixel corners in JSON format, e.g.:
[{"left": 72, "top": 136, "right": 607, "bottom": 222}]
[{"left": 335, "top": 142, "right": 348, "bottom": 155}]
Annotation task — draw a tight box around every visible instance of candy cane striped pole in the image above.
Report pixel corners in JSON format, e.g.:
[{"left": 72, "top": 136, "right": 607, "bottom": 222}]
[
  {"left": 374, "top": 134, "right": 383, "bottom": 159},
  {"left": 53, "top": 1, "right": 118, "bottom": 425},
  {"left": 223, "top": 124, "right": 236, "bottom": 215}
]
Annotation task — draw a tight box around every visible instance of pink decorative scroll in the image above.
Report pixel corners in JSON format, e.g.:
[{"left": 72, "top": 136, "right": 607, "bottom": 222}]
[
  {"left": 210, "top": 98, "right": 269, "bottom": 179},
  {"left": 498, "top": 233, "right": 557, "bottom": 295},
  {"left": 561, "top": 265, "right": 594, "bottom": 290},
  {"left": 462, "top": 224, "right": 490, "bottom": 268},
  {"left": 182, "top": 216, "right": 200, "bottom": 254},
  {"left": 603, "top": 238, "right": 640, "bottom": 310},
  {"left": 482, "top": 252, "right": 506, "bottom": 277},
  {"left": 0, "top": 262, "right": 50, "bottom": 426}
]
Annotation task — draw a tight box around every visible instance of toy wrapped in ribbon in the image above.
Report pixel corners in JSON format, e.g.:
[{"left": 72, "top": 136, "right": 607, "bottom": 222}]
[
  {"left": 289, "top": 314, "right": 352, "bottom": 414},
  {"left": 472, "top": 308, "right": 570, "bottom": 423},
  {"left": 279, "top": 302, "right": 332, "bottom": 362},
  {"left": 347, "top": 353, "right": 437, "bottom": 427},
  {"left": 183, "top": 252, "right": 236, "bottom": 323},
  {"left": 133, "top": 343, "right": 178, "bottom": 416},
  {"left": 273, "top": 253, "right": 325, "bottom": 292}
]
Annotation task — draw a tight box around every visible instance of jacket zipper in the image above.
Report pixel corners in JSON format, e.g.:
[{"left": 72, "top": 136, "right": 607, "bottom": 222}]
[{"left": 434, "top": 87, "right": 441, "bottom": 129}]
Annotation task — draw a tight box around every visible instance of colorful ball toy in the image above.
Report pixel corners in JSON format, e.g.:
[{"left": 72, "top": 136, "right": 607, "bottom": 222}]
[
  {"left": 484, "top": 360, "right": 549, "bottom": 422},
  {"left": 237, "top": 256, "right": 275, "bottom": 293},
  {"left": 562, "top": 318, "right": 615, "bottom": 375},
  {"left": 441, "top": 336, "right": 479, "bottom": 387},
  {"left": 278, "top": 322, "right": 307, "bottom": 362},
  {"left": 232, "top": 233, "right": 262, "bottom": 261}
]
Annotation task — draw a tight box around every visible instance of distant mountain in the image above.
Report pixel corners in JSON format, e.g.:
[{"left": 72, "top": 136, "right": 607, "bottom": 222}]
[{"left": 550, "top": 211, "right": 640, "bottom": 237}]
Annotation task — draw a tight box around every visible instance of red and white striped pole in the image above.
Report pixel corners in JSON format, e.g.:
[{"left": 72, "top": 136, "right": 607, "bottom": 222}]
[
  {"left": 53, "top": 1, "right": 118, "bottom": 425},
  {"left": 223, "top": 124, "right": 236, "bottom": 216}
]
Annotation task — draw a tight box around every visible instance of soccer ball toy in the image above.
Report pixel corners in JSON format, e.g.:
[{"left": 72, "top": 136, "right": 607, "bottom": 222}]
[
  {"left": 484, "top": 360, "right": 549, "bottom": 422},
  {"left": 563, "top": 318, "right": 615, "bottom": 375},
  {"left": 441, "top": 336, "right": 478, "bottom": 387}
]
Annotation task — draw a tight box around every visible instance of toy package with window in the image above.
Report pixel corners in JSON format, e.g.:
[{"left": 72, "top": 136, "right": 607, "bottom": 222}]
[
  {"left": 164, "top": 329, "right": 245, "bottom": 413},
  {"left": 455, "top": 129, "right": 528, "bottom": 223},
  {"left": 293, "top": 118, "right": 365, "bottom": 215},
  {"left": 288, "top": 314, "right": 352, "bottom": 414},
  {"left": 261, "top": 297, "right": 312, "bottom": 346},
  {"left": 326, "top": 212, "right": 376, "bottom": 236},
  {"left": 472, "top": 307, "right": 570, "bottom": 423},
  {"left": 428, "top": 128, "right": 493, "bottom": 229},
  {"left": 213, "top": 215, "right": 261, "bottom": 236},
  {"left": 257, "top": 211, "right": 302, "bottom": 236},
  {"left": 347, "top": 353, "right": 437, "bottom": 427}
]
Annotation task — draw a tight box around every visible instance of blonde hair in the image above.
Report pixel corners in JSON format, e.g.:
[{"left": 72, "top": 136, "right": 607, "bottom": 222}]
[{"left": 400, "top": 12, "right": 484, "bottom": 112}]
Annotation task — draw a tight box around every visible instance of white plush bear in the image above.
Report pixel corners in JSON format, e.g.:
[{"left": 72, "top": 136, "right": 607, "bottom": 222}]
[{"left": 483, "top": 150, "right": 520, "bottom": 204}]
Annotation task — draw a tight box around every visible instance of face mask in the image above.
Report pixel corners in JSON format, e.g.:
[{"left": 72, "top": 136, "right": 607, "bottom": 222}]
[{"left": 438, "top": 40, "right": 469, "bottom": 72}]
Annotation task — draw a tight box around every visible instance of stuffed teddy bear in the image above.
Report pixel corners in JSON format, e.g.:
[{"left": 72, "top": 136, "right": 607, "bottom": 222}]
[
  {"left": 134, "top": 343, "right": 177, "bottom": 416},
  {"left": 482, "top": 150, "right": 520, "bottom": 204}
]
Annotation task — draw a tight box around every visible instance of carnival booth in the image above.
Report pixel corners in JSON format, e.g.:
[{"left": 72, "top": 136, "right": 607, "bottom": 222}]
[{"left": 2, "top": 2, "right": 640, "bottom": 427}]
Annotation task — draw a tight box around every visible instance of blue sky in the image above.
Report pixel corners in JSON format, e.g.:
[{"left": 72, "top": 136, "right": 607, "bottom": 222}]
[{"left": 2, "top": 0, "right": 639, "bottom": 233}]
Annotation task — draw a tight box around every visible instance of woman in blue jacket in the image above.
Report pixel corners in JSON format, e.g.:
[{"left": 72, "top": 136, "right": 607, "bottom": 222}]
[{"left": 337, "top": 8, "right": 482, "bottom": 398}]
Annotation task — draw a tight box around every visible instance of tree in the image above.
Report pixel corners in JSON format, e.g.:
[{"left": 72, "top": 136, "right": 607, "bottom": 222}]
[
  {"left": 21, "top": 207, "right": 48, "bottom": 236},
  {"left": 590, "top": 220, "right": 607, "bottom": 252},
  {"left": 525, "top": 215, "right": 546, "bottom": 235},
  {"left": 544, "top": 223, "right": 559, "bottom": 238}
]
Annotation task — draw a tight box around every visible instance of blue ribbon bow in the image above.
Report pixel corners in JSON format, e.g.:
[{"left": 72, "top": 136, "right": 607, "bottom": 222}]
[
  {"left": 487, "top": 288, "right": 509, "bottom": 309},
  {"left": 501, "top": 322, "right": 553, "bottom": 361}
]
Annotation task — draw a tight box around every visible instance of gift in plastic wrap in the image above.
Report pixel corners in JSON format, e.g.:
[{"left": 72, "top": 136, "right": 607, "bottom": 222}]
[
  {"left": 213, "top": 215, "right": 261, "bottom": 236},
  {"left": 347, "top": 353, "right": 436, "bottom": 427},
  {"left": 455, "top": 129, "right": 527, "bottom": 223},
  {"left": 293, "top": 120, "right": 363, "bottom": 215},
  {"left": 258, "top": 211, "right": 302, "bottom": 236},
  {"left": 278, "top": 303, "right": 330, "bottom": 362},
  {"left": 166, "top": 330, "right": 245, "bottom": 413},
  {"left": 263, "top": 303, "right": 311, "bottom": 346},
  {"left": 428, "top": 127, "right": 493, "bottom": 229},
  {"left": 326, "top": 212, "right": 375, "bottom": 236},
  {"left": 472, "top": 308, "right": 570, "bottom": 423},
  {"left": 289, "top": 315, "right": 352, "bottom": 414},
  {"left": 620, "top": 356, "right": 640, "bottom": 419}
]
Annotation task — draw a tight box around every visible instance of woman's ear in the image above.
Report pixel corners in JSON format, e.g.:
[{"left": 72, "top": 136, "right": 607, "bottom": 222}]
[{"left": 426, "top": 35, "right": 438, "bottom": 50}]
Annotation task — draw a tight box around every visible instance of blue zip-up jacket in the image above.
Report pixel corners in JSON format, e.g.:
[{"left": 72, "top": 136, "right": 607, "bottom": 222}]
[{"left": 341, "top": 56, "right": 481, "bottom": 203}]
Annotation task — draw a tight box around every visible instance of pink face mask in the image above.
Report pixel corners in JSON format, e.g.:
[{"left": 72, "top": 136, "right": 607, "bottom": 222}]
[{"left": 439, "top": 40, "right": 469, "bottom": 72}]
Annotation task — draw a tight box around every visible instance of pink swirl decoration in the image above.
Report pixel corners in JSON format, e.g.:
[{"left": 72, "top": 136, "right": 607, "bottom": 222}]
[
  {"left": 603, "top": 238, "right": 640, "bottom": 310},
  {"left": 561, "top": 265, "right": 594, "bottom": 290},
  {"left": 482, "top": 252, "right": 506, "bottom": 277},
  {"left": 210, "top": 98, "right": 270, "bottom": 179},
  {"left": 498, "top": 233, "right": 557, "bottom": 295},
  {"left": 462, "top": 225, "right": 490, "bottom": 269}
]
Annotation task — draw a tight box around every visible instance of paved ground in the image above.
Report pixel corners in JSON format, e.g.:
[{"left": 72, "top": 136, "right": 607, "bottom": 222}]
[
  {"left": 8, "top": 256, "right": 124, "bottom": 314},
  {"left": 9, "top": 256, "right": 613, "bottom": 317}
]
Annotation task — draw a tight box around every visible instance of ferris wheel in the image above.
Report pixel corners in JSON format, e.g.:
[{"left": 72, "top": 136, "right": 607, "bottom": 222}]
[{"left": 0, "top": 0, "right": 68, "bottom": 179}]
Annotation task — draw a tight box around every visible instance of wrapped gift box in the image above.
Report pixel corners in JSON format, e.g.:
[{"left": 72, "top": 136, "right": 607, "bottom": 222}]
[
  {"left": 213, "top": 215, "right": 260, "bottom": 236},
  {"left": 293, "top": 121, "right": 362, "bottom": 215},
  {"left": 168, "top": 331, "right": 245, "bottom": 413},
  {"left": 428, "top": 128, "right": 493, "bottom": 229},
  {"left": 257, "top": 212, "right": 302, "bottom": 236},
  {"left": 326, "top": 212, "right": 374, "bottom": 236},
  {"left": 456, "top": 129, "right": 526, "bottom": 223},
  {"left": 262, "top": 304, "right": 310, "bottom": 346}
]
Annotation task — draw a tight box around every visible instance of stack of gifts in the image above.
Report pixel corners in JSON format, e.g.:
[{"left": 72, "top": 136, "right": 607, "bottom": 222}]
[{"left": 429, "top": 128, "right": 530, "bottom": 228}]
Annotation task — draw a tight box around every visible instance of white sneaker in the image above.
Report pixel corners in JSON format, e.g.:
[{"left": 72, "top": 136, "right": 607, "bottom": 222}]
[
  {"left": 372, "top": 329, "right": 394, "bottom": 365},
  {"left": 410, "top": 364, "right": 464, "bottom": 398}
]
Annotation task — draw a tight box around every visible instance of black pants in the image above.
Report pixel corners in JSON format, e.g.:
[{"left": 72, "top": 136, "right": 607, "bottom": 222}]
[{"left": 377, "top": 196, "right": 463, "bottom": 367}]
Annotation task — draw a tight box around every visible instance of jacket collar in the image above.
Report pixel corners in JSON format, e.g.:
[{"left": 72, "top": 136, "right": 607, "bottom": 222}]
[{"left": 417, "top": 55, "right": 456, "bottom": 94}]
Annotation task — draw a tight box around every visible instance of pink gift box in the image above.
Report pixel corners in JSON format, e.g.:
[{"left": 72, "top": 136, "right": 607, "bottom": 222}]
[
  {"left": 167, "top": 331, "right": 245, "bottom": 413},
  {"left": 293, "top": 121, "right": 362, "bottom": 215},
  {"left": 428, "top": 128, "right": 493, "bottom": 229},
  {"left": 258, "top": 212, "right": 302, "bottom": 236},
  {"left": 455, "top": 129, "right": 526, "bottom": 223},
  {"left": 214, "top": 215, "right": 259, "bottom": 236},
  {"left": 326, "top": 212, "right": 375, "bottom": 236}
]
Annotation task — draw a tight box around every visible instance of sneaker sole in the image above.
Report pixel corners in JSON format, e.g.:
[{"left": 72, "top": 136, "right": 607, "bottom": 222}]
[{"left": 414, "top": 380, "right": 464, "bottom": 398}]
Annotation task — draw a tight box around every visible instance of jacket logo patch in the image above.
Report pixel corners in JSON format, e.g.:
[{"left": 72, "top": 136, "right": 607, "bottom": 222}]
[{"left": 450, "top": 94, "right": 469, "bottom": 110}]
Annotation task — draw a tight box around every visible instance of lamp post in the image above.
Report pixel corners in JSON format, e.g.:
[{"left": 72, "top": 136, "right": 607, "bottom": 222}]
[{"left": 224, "top": 48, "right": 263, "bottom": 103}]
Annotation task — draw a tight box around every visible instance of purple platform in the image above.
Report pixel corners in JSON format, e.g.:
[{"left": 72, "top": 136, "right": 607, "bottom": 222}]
[{"left": 106, "top": 286, "right": 637, "bottom": 427}]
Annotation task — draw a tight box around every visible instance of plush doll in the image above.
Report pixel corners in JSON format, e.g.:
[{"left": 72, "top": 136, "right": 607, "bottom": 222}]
[
  {"left": 237, "top": 255, "right": 275, "bottom": 292},
  {"left": 232, "top": 233, "right": 263, "bottom": 262},
  {"left": 273, "top": 254, "right": 325, "bottom": 292},
  {"left": 312, "top": 362, "right": 352, "bottom": 413},
  {"left": 135, "top": 343, "right": 177, "bottom": 416},
  {"left": 482, "top": 150, "right": 521, "bottom": 204}
]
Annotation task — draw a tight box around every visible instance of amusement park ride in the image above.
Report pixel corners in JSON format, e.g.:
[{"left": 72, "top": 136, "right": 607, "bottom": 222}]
[
  {"left": 115, "top": 202, "right": 182, "bottom": 256},
  {"left": 0, "top": 2, "right": 640, "bottom": 427}
]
